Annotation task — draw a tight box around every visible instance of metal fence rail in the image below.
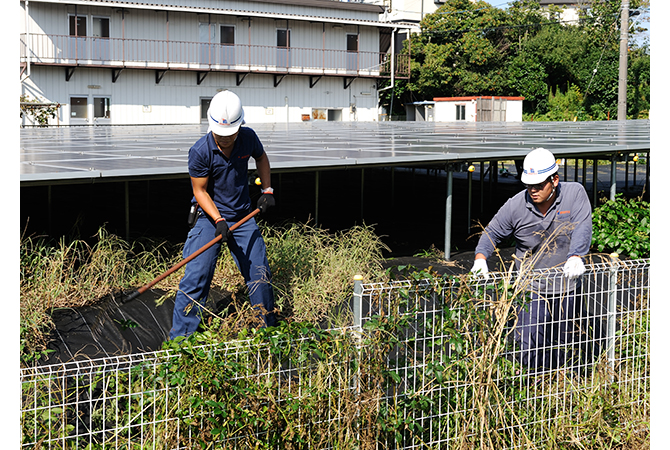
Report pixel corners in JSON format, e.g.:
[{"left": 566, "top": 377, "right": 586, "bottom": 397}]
[{"left": 21, "top": 258, "right": 650, "bottom": 449}]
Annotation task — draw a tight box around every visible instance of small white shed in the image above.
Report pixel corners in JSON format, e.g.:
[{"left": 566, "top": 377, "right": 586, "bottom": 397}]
[{"left": 433, "top": 96, "right": 524, "bottom": 122}]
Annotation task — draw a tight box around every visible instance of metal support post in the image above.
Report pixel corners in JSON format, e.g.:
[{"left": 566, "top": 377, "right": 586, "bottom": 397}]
[
  {"left": 360, "top": 168, "right": 365, "bottom": 222},
  {"left": 444, "top": 164, "right": 453, "bottom": 261},
  {"left": 592, "top": 158, "right": 599, "bottom": 207},
  {"left": 124, "top": 181, "right": 130, "bottom": 241},
  {"left": 625, "top": 154, "right": 630, "bottom": 192},
  {"left": 610, "top": 153, "right": 617, "bottom": 201},
  {"left": 391, "top": 167, "right": 395, "bottom": 209},
  {"left": 574, "top": 158, "right": 579, "bottom": 182},
  {"left": 315, "top": 171, "right": 320, "bottom": 227},
  {"left": 606, "top": 255, "right": 620, "bottom": 381},
  {"left": 353, "top": 274, "right": 363, "bottom": 330},
  {"left": 467, "top": 166, "right": 472, "bottom": 235},
  {"left": 479, "top": 162, "right": 485, "bottom": 212}
]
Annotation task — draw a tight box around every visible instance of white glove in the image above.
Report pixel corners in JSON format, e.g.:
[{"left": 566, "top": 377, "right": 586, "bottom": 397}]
[
  {"left": 563, "top": 256, "right": 585, "bottom": 279},
  {"left": 470, "top": 258, "right": 489, "bottom": 280}
]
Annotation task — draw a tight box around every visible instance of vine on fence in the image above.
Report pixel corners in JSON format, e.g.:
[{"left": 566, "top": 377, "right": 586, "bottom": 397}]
[{"left": 21, "top": 265, "right": 650, "bottom": 449}]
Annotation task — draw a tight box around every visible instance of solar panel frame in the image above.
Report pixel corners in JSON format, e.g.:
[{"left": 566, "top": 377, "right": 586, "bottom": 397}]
[{"left": 20, "top": 120, "right": 650, "bottom": 185}]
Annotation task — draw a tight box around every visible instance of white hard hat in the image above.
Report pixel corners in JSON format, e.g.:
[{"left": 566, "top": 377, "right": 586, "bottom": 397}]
[
  {"left": 521, "top": 148, "right": 559, "bottom": 184},
  {"left": 207, "top": 90, "right": 245, "bottom": 136}
]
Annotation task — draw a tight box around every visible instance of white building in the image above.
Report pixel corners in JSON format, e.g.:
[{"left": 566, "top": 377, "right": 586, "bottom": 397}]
[
  {"left": 19, "top": 0, "right": 418, "bottom": 127},
  {"left": 407, "top": 96, "right": 524, "bottom": 122}
]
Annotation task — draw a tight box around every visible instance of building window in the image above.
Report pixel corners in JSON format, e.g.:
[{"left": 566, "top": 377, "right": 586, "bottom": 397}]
[
  {"left": 69, "top": 15, "right": 86, "bottom": 37},
  {"left": 201, "top": 98, "right": 212, "bottom": 122},
  {"left": 92, "top": 17, "right": 109, "bottom": 39},
  {"left": 93, "top": 97, "right": 111, "bottom": 119},
  {"left": 456, "top": 104, "right": 466, "bottom": 121},
  {"left": 221, "top": 25, "right": 235, "bottom": 45},
  {"left": 68, "top": 15, "right": 87, "bottom": 59},
  {"left": 91, "top": 17, "right": 110, "bottom": 60},
  {"left": 70, "top": 97, "right": 88, "bottom": 119},
  {"left": 277, "top": 29, "right": 290, "bottom": 48},
  {"left": 347, "top": 34, "right": 359, "bottom": 52}
]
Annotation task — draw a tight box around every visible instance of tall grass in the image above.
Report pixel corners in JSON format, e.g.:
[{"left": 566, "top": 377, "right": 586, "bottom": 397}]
[
  {"left": 20, "top": 222, "right": 390, "bottom": 362},
  {"left": 262, "top": 222, "right": 390, "bottom": 325},
  {"left": 20, "top": 228, "right": 184, "bottom": 361}
]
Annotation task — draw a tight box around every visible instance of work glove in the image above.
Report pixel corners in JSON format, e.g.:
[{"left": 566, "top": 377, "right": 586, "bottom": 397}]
[
  {"left": 257, "top": 192, "right": 275, "bottom": 214},
  {"left": 470, "top": 258, "right": 490, "bottom": 281},
  {"left": 215, "top": 218, "right": 231, "bottom": 242},
  {"left": 563, "top": 256, "right": 585, "bottom": 279}
]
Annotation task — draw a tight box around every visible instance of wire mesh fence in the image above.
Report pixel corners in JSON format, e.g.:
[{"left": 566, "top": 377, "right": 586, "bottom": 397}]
[{"left": 21, "top": 257, "right": 650, "bottom": 449}]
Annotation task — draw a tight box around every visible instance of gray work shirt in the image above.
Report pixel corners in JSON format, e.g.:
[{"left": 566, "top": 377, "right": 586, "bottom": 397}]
[{"left": 475, "top": 182, "right": 592, "bottom": 293}]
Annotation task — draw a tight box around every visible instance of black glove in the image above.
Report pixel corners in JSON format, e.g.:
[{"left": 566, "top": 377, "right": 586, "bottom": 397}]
[
  {"left": 215, "top": 218, "right": 230, "bottom": 242},
  {"left": 257, "top": 193, "right": 275, "bottom": 214}
]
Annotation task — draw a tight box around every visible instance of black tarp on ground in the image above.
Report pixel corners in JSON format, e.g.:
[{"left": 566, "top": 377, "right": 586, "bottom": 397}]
[
  {"left": 44, "top": 288, "right": 233, "bottom": 365},
  {"left": 42, "top": 251, "right": 640, "bottom": 366}
]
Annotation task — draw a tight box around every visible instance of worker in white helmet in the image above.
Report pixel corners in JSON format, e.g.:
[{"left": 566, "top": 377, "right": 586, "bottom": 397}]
[
  {"left": 470, "top": 147, "right": 592, "bottom": 372},
  {"left": 170, "top": 90, "right": 276, "bottom": 339}
]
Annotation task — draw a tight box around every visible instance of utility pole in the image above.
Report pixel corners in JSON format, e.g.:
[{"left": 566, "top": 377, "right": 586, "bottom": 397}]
[{"left": 617, "top": 0, "right": 630, "bottom": 120}]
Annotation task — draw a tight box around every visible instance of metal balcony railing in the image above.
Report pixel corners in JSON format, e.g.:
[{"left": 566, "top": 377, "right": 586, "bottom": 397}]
[{"left": 20, "top": 33, "right": 410, "bottom": 79}]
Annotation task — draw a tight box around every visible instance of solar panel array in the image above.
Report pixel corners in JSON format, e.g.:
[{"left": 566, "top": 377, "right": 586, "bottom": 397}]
[{"left": 20, "top": 120, "right": 650, "bottom": 184}]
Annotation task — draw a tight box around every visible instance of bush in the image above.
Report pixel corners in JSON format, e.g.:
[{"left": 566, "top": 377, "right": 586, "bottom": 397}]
[{"left": 591, "top": 194, "right": 650, "bottom": 259}]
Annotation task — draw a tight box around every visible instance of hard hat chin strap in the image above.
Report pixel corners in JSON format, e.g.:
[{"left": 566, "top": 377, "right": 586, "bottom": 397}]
[{"left": 547, "top": 186, "right": 555, "bottom": 201}]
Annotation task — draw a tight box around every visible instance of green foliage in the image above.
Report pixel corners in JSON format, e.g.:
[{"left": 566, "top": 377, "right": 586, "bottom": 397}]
[
  {"left": 20, "top": 94, "right": 61, "bottom": 126},
  {"left": 21, "top": 262, "right": 650, "bottom": 449},
  {"left": 391, "top": 0, "right": 650, "bottom": 122},
  {"left": 525, "top": 84, "right": 589, "bottom": 121},
  {"left": 591, "top": 194, "right": 650, "bottom": 258}
]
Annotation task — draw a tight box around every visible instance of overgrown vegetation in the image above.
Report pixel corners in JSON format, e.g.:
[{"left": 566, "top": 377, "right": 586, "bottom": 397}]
[
  {"left": 19, "top": 228, "right": 183, "bottom": 363},
  {"left": 19, "top": 209, "right": 651, "bottom": 448},
  {"left": 21, "top": 263, "right": 650, "bottom": 449},
  {"left": 591, "top": 194, "right": 650, "bottom": 259},
  {"left": 19, "top": 222, "right": 389, "bottom": 363}
]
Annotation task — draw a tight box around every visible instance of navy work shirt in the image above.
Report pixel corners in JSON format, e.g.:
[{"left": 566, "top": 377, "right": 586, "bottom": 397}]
[{"left": 188, "top": 127, "right": 265, "bottom": 221}]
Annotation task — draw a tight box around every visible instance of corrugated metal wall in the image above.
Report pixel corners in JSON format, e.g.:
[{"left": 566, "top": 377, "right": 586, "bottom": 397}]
[
  {"left": 21, "top": 2, "right": 388, "bottom": 125},
  {"left": 22, "top": 66, "right": 380, "bottom": 125}
]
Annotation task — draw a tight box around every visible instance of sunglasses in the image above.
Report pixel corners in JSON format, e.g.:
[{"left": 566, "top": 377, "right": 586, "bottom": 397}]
[{"left": 524, "top": 177, "right": 553, "bottom": 190}]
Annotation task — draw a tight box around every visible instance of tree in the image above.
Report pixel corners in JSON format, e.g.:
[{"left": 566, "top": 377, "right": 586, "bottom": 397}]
[
  {"left": 382, "top": 0, "right": 650, "bottom": 121},
  {"left": 388, "top": 0, "right": 512, "bottom": 111}
]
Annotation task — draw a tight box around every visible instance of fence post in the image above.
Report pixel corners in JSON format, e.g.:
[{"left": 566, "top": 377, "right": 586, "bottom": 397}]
[
  {"left": 606, "top": 253, "right": 620, "bottom": 381},
  {"left": 353, "top": 274, "right": 363, "bottom": 331}
]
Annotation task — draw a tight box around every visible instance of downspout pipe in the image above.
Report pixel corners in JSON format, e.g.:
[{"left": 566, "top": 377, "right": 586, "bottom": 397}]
[
  {"left": 378, "top": 27, "right": 395, "bottom": 93},
  {"left": 25, "top": 0, "right": 31, "bottom": 78}
]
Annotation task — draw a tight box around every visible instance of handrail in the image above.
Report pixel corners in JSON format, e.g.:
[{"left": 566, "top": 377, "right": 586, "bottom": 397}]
[{"left": 19, "top": 33, "right": 410, "bottom": 79}]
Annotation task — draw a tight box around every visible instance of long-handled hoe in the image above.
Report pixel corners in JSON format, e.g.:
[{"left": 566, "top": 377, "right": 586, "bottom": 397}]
[{"left": 123, "top": 208, "right": 261, "bottom": 302}]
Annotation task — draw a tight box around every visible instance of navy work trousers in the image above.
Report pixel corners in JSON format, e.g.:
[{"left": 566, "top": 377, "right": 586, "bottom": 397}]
[
  {"left": 169, "top": 213, "right": 276, "bottom": 339},
  {"left": 513, "top": 289, "right": 583, "bottom": 372}
]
